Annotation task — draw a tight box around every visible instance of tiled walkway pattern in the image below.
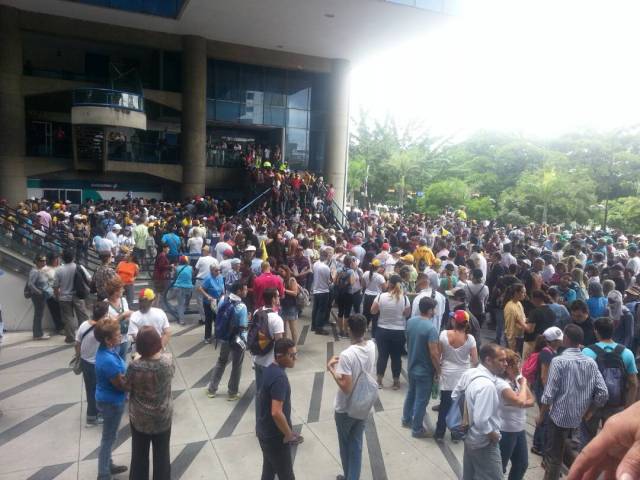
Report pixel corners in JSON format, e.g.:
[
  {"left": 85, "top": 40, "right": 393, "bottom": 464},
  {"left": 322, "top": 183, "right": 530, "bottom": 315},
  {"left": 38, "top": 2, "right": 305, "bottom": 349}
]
[{"left": 0, "top": 314, "right": 545, "bottom": 479}]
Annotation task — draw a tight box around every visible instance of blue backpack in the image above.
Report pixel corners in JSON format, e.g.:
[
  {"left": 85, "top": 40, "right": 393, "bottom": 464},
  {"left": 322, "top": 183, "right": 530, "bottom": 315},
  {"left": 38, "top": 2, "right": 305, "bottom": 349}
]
[
  {"left": 446, "top": 376, "right": 490, "bottom": 439},
  {"left": 214, "top": 297, "right": 240, "bottom": 342}
]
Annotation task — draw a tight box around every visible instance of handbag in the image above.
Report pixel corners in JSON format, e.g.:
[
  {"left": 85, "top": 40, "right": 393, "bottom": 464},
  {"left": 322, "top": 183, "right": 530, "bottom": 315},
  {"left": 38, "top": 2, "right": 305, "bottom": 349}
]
[
  {"left": 69, "top": 325, "right": 95, "bottom": 375},
  {"left": 346, "top": 351, "right": 379, "bottom": 420}
]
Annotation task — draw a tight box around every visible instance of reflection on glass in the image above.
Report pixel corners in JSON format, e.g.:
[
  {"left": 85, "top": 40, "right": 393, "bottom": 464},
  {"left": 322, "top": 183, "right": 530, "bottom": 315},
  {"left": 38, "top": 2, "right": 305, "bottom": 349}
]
[
  {"left": 216, "top": 101, "right": 241, "bottom": 122},
  {"left": 264, "top": 106, "right": 286, "bottom": 127},
  {"left": 287, "top": 71, "right": 311, "bottom": 110},
  {"left": 286, "top": 128, "right": 309, "bottom": 168},
  {"left": 287, "top": 109, "right": 309, "bottom": 129},
  {"left": 240, "top": 103, "right": 264, "bottom": 124}
]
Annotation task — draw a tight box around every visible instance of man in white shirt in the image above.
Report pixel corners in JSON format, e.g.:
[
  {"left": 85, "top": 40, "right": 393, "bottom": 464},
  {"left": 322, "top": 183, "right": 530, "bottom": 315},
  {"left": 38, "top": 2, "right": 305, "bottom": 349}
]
[
  {"left": 194, "top": 246, "right": 219, "bottom": 324},
  {"left": 469, "top": 245, "right": 487, "bottom": 280},
  {"left": 350, "top": 236, "right": 366, "bottom": 265},
  {"left": 253, "top": 288, "right": 284, "bottom": 398},
  {"left": 452, "top": 343, "right": 506, "bottom": 480},
  {"left": 128, "top": 288, "right": 171, "bottom": 348},
  {"left": 411, "top": 274, "right": 447, "bottom": 333},
  {"left": 627, "top": 244, "right": 640, "bottom": 276},
  {"left": 500, "top": 245, "right": 518, "bottom": 269},
  {"left": 311, "top": 249, "right": 333, "bottom": 335},
  {"left": 215, "top": 233, "right": 233, "bottom": 261}
]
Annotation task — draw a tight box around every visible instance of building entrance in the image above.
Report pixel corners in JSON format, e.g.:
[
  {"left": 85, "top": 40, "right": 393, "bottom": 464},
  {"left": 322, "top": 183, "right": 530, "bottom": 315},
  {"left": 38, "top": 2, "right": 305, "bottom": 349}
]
[{"left": 206, "top": 125, "right": 282, "bottom": 168}]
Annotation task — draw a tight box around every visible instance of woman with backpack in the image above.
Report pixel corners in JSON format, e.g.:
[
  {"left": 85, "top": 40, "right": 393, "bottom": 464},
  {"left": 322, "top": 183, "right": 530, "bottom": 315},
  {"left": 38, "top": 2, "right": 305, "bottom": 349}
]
[
  {"left": 370, "top": 275, "right": 410, "bottom": 389},
  {"left": 362, "top": 259, "right": 387, "bottom": 336},
  {"left": 278, "top": 265, "right": 300, "bottom": 343},
  {"left": 464, "top": 268, "right": 489, "bottom": 326},
  {"left": 496, "top": 349, "right": 535, "bottom": 480},
  {"left": 608, "top": 290, "right": 635, "bottom": 349},
  {"left": 434, "top": 309, "right": 478, "bottom": 442},
  {"left": 335, "top": 256, "right": 357, "bottom": 339}
]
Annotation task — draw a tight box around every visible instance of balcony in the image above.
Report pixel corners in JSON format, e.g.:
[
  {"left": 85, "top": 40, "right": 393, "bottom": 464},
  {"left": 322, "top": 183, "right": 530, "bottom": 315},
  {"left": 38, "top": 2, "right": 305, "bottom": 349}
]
[
  {"left": 71, "top": 88, "right": 147, "bottom": 130},
  {"left": 108, "top": 139, "right": 179, "bottom": 164}
]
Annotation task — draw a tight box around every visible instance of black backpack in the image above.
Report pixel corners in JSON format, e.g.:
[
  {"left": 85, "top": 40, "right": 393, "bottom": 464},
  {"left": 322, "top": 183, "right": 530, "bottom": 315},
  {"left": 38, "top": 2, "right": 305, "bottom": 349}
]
[
  {"left": 74, "top": 264, "right": 90, "bottom": 299},
  {"left": 247, "top": 308, "right": 275, "bottom": 356},
  {"left": 589, "top": 344, "right": 627, "bottom": 408},
  {"left": 336, "top": 269, "right": 352, "bottom": 296},
  {"left": 466, "top": 284, "right": 485, "bottom": 319}
]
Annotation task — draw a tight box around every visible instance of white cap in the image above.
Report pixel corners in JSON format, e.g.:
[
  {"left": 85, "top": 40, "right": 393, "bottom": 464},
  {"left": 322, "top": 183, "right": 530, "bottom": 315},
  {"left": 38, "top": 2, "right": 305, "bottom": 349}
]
[
  {"left": 245, "top": 245, "right": 257, "bottom": 252},
  {"left": 543, "top": 326, "right": 563, "bottom": 342},
  {"left": 113, "top": 224, "right": 122, "bottom": 230}
]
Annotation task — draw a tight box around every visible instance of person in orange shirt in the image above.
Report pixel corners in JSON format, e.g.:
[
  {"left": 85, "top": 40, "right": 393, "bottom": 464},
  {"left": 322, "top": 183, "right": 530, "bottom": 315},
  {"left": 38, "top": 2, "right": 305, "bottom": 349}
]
[{"left": 116, "top": 247, "right": 139, "bottom": 308}]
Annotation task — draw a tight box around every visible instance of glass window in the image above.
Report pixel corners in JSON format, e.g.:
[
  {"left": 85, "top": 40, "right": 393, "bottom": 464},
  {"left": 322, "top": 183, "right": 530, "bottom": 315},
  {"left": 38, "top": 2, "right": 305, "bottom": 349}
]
[
  {"left": 309, "top": 130, "right": 326, "bottom": 172},
  {"left": 162, "top": 51, "right": 181, "bottom": 93},
  {"left": 207, "top": 60, "right": 216, "bottom": 99},
  {"left": 240, "top": 103, "right": 264, "bottom": 125},
  {"left": 287, "top": 109, "right": 308, "bottom": 129},
  {"left": 206, "top": 99, "right": 216, "bottom": 120},
  {"left": 311, "top": 74, "right": 330, "bottom": 111},
  {"left": 241, "top": 65, "right": 264, "bottom": 103},
  {"left": 287, "top": 71, "right": 311, "bottom": 110},
  {"left": 215, "top": 101, "right": 241, "bottom": 122},
  {"left": 309, "top": 111, "right": 327, "bottom": 132},
  {"left": 215, "top": 62, "right": 241, "bottom": 101},
  {"left": 286, "top": 128, "right": 309, "bottom": 168},
  {"left": 264, "top": 106, "right": 286, "bottom": 127},
  {"left": 265, "top": 68, "right": 286, "bottom": 106}
]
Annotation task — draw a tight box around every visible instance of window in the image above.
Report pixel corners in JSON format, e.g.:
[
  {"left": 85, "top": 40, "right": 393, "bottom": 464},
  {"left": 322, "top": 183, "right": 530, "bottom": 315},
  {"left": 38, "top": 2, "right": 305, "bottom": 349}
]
[
  {"left": 287, "top": 109, "right": 308, "bottom": 129},
  {"left": 264, "top": 106, "right": 286, "bottom": 127},
  {"left": 215, "top": 62, "right": 241, "bottom": 101},
  {"left": 215, "top": 101, "right": 241, "bottom": 122},
  {"left": 286, "top": 71, "right": 311, "bottom": 110},
  {"left": 265, "top": 68, "right": 286, "bottom": 106},
  {"left": 286, "top": 128, "right": 309, "bottom": 167}
]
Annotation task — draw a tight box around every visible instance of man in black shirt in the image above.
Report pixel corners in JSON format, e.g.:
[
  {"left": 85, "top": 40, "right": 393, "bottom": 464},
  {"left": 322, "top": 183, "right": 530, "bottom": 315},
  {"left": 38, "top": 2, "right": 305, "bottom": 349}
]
[
  {"left": 569, "top": 300, "right": 597, "bottom": 346},
  {"left": 524, "top": 290, "right": 557, "bottom": 358},
  {"left": 256, "top": 338, "right": 302, "bottom": 480}
]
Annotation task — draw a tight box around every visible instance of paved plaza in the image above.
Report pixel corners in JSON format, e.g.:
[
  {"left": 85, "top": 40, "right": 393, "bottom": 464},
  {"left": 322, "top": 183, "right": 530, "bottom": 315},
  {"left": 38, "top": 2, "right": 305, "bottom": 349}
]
[{"left": 0, "top": 313, "right": 545, "bottom": 479}]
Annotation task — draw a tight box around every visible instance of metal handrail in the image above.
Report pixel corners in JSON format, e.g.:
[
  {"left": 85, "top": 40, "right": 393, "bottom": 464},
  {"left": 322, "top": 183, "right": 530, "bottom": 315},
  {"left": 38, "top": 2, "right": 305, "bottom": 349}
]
[{"left": 236, "top": 188, "right": 272, "bottom": 216}]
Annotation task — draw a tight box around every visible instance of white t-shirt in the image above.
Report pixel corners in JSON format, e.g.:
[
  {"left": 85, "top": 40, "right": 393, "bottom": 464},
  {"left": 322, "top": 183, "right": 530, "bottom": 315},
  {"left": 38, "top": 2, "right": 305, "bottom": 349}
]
[
  {"left": 464, "top": 283, "right": 489, "bottom": 313},
  {"left": 363, "top": 271, "right": 385, "bottom": 296},
  {"left": 253, "top": 309, "right": 285, "bottom": 367},
  {"left": 334, "top": 340, "right": 377, "bottom": 413},
  {"left": 312, "top": 261, "right": 332, "bottom": 294},
  {"left": 219, "top": 259, "right": 233, "bottom": 276},
  {"left": 195, "top": 256, "right": 219, "bottom": 280},
  {"left": 128, "top": 307, "right": 170, "bottom": 341},
  {"left": 411, "top": 289, "right": 446, "bottom": 332},
  {"left": 439, "top": 330, "right": 476, "bottom": 391},
  {"left": 376, "top": 293, "right": 410, "bottom": 331},
  {"left": 187, "top": 236, "right": 204, "bottom": 255},
  {"left": 108, "top": 297, "right": 130, "bottom": 344},
  {"left": 496, "top": 378, "right": 526, "bottom": 432},
  {"left": 76, "top": 321, "right": 100, "bottom": 363},
  {"left": 215, "top": 241, "right": 232, "bottom": 261},
  {"left": 627, "top": 256, "right": 640, "bottom": 276}
]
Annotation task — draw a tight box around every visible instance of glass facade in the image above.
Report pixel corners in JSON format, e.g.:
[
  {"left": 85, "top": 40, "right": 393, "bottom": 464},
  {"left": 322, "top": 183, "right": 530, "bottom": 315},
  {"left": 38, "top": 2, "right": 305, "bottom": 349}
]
[
  {"left": 68, "top": 0, "right": 187, "bottom": 18},
  {"left": 206, "top": 60, "right": 329, "bottom": 170}
]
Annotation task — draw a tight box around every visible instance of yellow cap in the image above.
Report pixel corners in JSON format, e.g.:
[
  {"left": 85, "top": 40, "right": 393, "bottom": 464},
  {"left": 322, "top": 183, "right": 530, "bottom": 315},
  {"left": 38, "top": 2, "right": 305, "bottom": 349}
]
[{"left": 139, "top": 288, "right": 155, "bottom": 301}]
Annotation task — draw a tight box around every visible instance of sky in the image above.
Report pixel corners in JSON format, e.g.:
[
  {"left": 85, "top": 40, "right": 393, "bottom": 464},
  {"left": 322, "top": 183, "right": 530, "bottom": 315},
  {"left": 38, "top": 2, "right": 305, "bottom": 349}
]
[{"left": 350, "top": 0, "right": 640, "bottom": 139}]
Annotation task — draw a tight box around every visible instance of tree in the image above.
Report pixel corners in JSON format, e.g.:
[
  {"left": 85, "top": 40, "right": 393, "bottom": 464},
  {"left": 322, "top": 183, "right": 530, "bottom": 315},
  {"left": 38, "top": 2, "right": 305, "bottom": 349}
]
[{"left": 418, "top": 179, "right": 470, "bottom": 217}]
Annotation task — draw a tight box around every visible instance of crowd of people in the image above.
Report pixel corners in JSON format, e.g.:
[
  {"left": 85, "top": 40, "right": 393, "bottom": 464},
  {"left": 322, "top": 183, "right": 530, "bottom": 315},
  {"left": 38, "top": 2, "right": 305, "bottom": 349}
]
[{"left": 9, "top": 160, "right": 640, "bottom": 479}]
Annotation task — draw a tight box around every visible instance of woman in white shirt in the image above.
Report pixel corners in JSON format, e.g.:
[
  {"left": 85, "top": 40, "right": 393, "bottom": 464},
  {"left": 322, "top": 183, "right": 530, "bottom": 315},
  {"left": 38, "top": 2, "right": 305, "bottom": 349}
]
[
  {"left": 371, "top": 275, "right": 410, "bottom": 390},
  {"left": 105, "top": 276, "right": 133, "bottom": 361},
  {"left": 362, "top": 258, "right": 387, "bottom": 336},
  {"left": 75, "top": 301, "right": 108, "bottom": 426},
  {"left": 435, "top": 311, "right": 478, "bottom": 441},
  {"left": 497, "top": 349, "right": 535, "bottom": 480}
]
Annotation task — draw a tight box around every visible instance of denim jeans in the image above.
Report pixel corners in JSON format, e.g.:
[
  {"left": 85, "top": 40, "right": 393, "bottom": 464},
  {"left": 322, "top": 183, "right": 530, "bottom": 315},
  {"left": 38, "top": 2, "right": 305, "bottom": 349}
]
[
  {"left": 435, "top": 390, "right": 454, "bottom": 439},
  {"left": 499, "top": 430, "right": 528, "bottom": 480},
  {"left": 31, "top": 294, "right": 46, "bottom": 338},
  {"left": 532, "top": 407, "right": 549, "bottom": 453},
  {"left": 80, "top": 359, "right": 97, "bottom": 420},
  {"left": 194, "top": 279, "right": 205, "bottom": 322},
  {"left": 311, "top": 292, "right": 330, "bottom": 331},
  {"left": 97, "top": 401, "right": 125, "bottom": 478},
  {"left": 118, "top": 341, "right": 129, "bottom": 362},
  {"left": 494, "top": 308, "right": 504, "bottom": 345},
  {"left": 375, "top": 328, "right": 405, "bottom": 379},
  {"left": 176, "top": 287, "right": 192, "bottom": 324},
  {"left": 255, "top": 364, "right": 265, "bottom": 423},
  {"left": 335, "top": 412, "right": 366, "bottom": 480},
  {"left": 402, "top": 373, "right": 432, "bottom": 434}
]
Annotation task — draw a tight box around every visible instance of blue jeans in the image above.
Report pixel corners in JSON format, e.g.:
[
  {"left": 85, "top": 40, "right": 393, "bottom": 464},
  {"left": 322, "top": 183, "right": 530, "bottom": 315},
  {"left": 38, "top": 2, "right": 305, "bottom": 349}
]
[
  {"left": 499, "top": 430, "right": 528, "bottom": 480},
  {"left": 97, "top": 401, "right": 125, "bottom": 478},
  {"left": 176, "top": 287, "right": 192, "bottom": 324},
  {"left": 494, "top": 309, "right": 504, "bottom": 345},
  {"left": 335, "top": 412, "right": 366, "bottom": 480},
  {"left": 401, "top": 373, "right": 432, "bottom": 434},
  {"left": 118, "top": 341, "right": 129, "bottom": 362}
]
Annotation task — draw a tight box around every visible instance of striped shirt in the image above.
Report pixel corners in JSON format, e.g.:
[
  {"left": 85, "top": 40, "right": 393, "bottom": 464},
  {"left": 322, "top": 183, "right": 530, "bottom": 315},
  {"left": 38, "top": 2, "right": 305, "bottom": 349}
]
[{"left": 541, "top": 347, "right": 608, "bottom": 428}]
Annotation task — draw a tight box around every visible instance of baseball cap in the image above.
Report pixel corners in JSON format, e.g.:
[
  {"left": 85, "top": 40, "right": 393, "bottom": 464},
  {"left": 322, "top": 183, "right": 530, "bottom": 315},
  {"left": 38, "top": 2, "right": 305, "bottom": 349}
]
[
  {"left": 401, "top": 254, "right": 415, "bottom": 264},
  {"left": 245, "top": 245, "right": 257, "bottom": 252},
  {"left": 543, "top": 326, "right": 563, "bottom": 342},
  {"left": 371, "top": 259, "right": 381, "bottom": 267},
  {"left": 139, "top": 288, "right": 156, "bottom": 301},
  {"left": 452, "top": 310, "right": 469, "bottom": 325},
  {"left": 224, "top": 249, "right": 234, "bottom": 257}
]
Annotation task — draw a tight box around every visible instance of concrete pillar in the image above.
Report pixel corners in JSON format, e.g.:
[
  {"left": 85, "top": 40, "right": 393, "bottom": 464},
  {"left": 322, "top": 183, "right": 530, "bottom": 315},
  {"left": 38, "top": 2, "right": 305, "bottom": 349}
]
[
  {"left": 180, "top": 35, "right": 207, "bottom": 199},
  {"left": 324, "top": 58, "right": 351, "bottom": 212},
  {"left": 0, "top": 6, "right": 27, "bottom": 204}
]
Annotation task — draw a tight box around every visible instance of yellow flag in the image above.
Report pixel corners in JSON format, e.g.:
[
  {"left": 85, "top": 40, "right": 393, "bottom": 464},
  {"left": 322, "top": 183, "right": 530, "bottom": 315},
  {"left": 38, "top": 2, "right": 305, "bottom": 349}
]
[
  {"left": 260, "top": 240, "right": 269, "bottom": 261},
  {"left": 442, "top": 228, "right": 450, "bottom": 237}
]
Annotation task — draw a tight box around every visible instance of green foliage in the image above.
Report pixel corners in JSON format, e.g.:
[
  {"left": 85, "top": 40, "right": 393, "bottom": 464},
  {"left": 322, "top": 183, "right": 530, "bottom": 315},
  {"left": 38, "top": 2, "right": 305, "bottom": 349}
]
[
  {"left": 607, "top": 197, "right": 640, "bottom": 233},
  {"left": 348, "top": 116, "right": 640, "bottom": 228}
]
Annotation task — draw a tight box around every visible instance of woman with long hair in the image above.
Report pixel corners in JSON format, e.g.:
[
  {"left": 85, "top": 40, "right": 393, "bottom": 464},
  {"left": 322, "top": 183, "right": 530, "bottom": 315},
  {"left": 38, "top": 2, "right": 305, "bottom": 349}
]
[
  {"left": 126, "top": 327, "right": 175, "bottom": 480},
  {"left": 571, "top": 268, "right": 588, "bottom": 301},
  {"left": 497, "top": 349, "right": 535, "bottom": 480},
  {"left": 278, "top": 264, "right": 300, "bottom": 343},
  {"left": 503, "top": 283, "right": 527, "bottom": 354},
  {"left": 586, "top": 281, "right": 607, "bottom": 319},
  {"left": 371, "top": 275, "right": 410, "bottom": 389},
  {"left": 362, "top": 259, "right": 387, "bottom": 336},
  {"left": 435, "top": 310, "right": 478, "bottom": 442},
  {"left": 105, "top": 276, "right": 133, "bottom": 360}
]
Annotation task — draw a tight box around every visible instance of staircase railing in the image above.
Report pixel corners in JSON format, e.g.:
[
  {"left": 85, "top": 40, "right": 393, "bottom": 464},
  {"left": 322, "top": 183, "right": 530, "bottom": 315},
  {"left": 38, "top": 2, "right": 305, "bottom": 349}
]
[{"left": 236, "top": 188, "right": 271, "bottom": 216}]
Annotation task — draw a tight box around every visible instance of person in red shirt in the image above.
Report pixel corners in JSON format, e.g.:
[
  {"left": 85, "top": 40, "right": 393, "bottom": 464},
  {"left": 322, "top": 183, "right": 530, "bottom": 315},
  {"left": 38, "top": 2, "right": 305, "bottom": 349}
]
[{"left": 253, "top": 261, "right": 285, "bottom": 310}]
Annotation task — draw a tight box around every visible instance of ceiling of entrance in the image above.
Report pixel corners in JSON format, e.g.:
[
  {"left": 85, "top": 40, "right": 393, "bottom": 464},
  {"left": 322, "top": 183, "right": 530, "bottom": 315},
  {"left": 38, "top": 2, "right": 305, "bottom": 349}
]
[{"left": 2, "top": 0, "right": 449, "bottom": 62}]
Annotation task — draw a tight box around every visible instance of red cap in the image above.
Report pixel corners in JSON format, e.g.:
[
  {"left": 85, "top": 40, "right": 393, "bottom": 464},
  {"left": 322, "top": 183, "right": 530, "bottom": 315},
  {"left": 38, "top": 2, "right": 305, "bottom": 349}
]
[
  {"left": 224, "top": 249, "right": 234, "bottom": 257},
  {"left": 382, "top": 243, "right": 390, "bottom": 251},
  {"left": 453, "top": 310, "right": 469, "bottom": 325}
]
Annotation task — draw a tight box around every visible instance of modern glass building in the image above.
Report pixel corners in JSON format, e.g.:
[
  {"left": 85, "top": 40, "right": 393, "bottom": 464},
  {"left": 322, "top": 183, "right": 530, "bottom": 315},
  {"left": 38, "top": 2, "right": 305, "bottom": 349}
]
[{"left": 0, "top": 0, "right": 447, "bottom": 207}]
